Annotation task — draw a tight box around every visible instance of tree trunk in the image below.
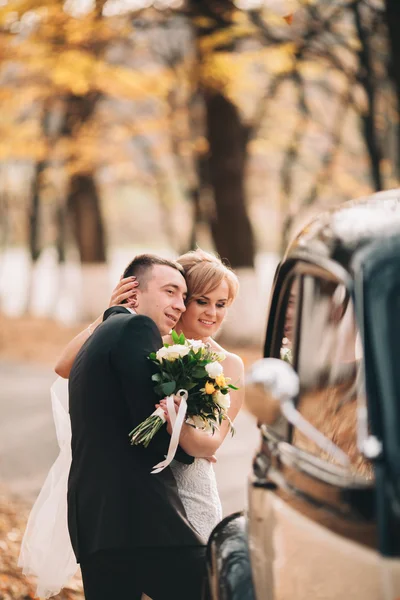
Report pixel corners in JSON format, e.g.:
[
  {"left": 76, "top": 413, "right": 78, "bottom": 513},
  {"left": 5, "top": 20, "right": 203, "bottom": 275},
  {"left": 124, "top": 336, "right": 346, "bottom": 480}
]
[
  {"left": 189, "top": 151, "right": 213, "bottom": 252},
  {"left": 67, "top": 172, "right": 109, "bottom": 321},
  {"left": 0, "top": 190, "right": 10, "bottom": 256},
  {"left": 24, "top": 160, "right": 46, "bottom": 315},
  {"left": 354, "top": 3, "right": 383, "bottom": 191},
  {"left": 384, "top": 0, "right": 400, "bottom": 179},
  {"left": 205, "top": 93, "right": 264, "bottom": 345},
  {"left": 205, "top": 92, "right": 255, "bottom": 268},
  {"left": 67, "top": 173, "right": 106, "bottom": 263},
  {"left": 63, "top": 92, "right": 106, "bottom": 264},
  {"left": 189, "top": 186, "right": 201, "bottom": 251},
  {"left": 55, "top": 201, "right": 67, "bottom": 264},
  {"left": 29, "top": 160, "right": 46, "bottom": 263}
]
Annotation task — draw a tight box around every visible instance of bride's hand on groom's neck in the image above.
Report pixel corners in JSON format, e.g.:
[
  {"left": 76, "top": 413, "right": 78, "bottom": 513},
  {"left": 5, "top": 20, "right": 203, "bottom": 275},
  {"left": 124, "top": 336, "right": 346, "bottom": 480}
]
[
  {"left": 54, "top": 276, "right": 140, "bottom": 378},
  {"left": 109, "top": 275, "right": 139, "bottom": 309}
]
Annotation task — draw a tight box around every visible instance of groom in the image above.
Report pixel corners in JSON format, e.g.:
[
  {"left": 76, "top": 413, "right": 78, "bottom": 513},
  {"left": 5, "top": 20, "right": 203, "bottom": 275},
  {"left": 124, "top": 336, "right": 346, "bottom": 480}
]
[{"left": 68, "top": 254, "right": 205, "bottom": 600}]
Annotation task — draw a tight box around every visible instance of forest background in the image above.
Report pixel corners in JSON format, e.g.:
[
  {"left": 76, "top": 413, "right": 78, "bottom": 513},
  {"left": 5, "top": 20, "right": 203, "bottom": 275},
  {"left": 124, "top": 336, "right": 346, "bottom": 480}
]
[
  {"left": 1, "top": 2, "right": 400, "bottom": 598},
  {"left": 1, "top": 0, "right": 400, "bottom": 344}
]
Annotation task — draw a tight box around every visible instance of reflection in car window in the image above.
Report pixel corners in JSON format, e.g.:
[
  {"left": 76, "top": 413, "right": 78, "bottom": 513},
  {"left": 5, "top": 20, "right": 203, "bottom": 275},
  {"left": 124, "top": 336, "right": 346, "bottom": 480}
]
[
  {"left": 292, "top": 275, "right": 373, "bottom": 480},
  {"left": 280, "top": 278, "right": 299, "bottom": 366}
]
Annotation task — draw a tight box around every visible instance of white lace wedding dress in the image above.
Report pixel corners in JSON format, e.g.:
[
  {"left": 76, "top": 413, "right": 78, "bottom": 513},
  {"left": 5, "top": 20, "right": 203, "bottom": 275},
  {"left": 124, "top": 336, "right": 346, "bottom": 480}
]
[
  {"left": 19, "top": 378, "right": 222, "bottom": 599},
  {"left": 170, "top": 457, "right": 222, "bottom": 543}
]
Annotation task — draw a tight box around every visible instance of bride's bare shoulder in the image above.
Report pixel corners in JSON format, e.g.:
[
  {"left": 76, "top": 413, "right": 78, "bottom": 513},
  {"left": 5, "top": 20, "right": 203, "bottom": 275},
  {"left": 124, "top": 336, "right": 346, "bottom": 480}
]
[{"left": 209, "top": 339, "right": 244, "bottom": 373}]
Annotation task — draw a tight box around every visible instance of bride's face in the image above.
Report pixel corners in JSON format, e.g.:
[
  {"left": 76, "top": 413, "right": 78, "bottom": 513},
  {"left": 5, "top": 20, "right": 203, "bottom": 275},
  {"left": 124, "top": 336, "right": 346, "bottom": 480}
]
[{"left": 178, "top": 279, "right": 230, "bottom": 340}]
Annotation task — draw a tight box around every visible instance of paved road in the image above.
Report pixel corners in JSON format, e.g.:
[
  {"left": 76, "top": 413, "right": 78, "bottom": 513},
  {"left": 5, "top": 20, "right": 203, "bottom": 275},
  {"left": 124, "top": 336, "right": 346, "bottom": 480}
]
[{"left": 0, "top": 361, "right": 260, "bottom": 516}]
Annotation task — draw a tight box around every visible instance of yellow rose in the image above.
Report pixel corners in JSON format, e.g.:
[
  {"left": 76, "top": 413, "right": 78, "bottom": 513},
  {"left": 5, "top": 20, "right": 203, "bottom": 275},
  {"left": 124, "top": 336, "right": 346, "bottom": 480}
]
[
  {"left": 205, "top": 381, "right": 216, "bottom": 395},
  {"left": 215, "top": 375, "right": 226, "bottom": 388}
]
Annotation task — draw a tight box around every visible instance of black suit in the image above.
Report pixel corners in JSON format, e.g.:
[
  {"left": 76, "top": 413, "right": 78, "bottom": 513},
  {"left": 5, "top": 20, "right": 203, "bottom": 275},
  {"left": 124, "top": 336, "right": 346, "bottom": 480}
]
[{"left": 68, "top": 306, "right": 205, "bottom": 599}]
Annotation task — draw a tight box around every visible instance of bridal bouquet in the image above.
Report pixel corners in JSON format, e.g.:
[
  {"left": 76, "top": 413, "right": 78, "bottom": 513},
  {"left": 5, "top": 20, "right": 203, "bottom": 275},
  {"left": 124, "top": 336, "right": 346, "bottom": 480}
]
[{"left": 129, "top": 331, "right": 237, "bottom": 471}]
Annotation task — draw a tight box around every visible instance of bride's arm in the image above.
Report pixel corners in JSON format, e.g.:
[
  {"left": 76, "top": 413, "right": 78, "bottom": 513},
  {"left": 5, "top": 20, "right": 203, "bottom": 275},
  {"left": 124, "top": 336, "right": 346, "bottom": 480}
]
[
  {"left": 162, "top": 354, "right": 245, "bottom": 457},
  {"left": 54, "top": 276, "right": 138, "bottom": 378}
]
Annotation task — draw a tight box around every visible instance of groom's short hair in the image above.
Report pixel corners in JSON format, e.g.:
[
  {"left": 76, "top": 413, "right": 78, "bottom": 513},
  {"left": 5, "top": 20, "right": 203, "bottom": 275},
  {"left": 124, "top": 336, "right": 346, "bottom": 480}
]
[{"left": 122, "top": 254, "right": 185, "bottom": 291}]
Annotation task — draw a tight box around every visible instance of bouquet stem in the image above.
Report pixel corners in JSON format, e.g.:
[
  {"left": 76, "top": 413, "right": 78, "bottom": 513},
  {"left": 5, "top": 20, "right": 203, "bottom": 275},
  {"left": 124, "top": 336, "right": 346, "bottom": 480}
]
[{"left": 129, "top": 407, "right": 166, "bottom": 448}]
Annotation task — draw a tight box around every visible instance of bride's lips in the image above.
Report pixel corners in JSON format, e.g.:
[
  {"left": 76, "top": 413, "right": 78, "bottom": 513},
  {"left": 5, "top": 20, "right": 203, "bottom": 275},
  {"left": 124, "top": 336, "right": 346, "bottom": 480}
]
[{"left": 198, "top": 319, "right": 215, "bottom": 327}]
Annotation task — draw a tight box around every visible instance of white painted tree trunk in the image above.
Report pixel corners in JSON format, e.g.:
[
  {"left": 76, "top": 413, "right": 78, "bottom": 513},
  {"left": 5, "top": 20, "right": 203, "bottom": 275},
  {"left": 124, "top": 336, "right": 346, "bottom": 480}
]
[{"left": 77, "top": 263, "right": 111, "bottom": 322}]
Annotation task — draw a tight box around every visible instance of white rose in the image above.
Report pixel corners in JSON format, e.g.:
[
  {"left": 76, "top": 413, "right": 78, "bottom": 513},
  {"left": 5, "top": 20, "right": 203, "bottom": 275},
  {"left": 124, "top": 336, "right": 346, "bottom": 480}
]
[
  {"left": 214, "top": 391, "right": 231, "bottom": 410},
  {"left": 156, "top": 346, "right": 169, "bottom": 361},
  {"left": 163, "top": 344, "right": 190, "bottom": 361},
  {"left": 216, "top": 352, "right": 226, "bottom": 362},
  {"left": 205, "top": 361, "right": 224, "bottom": 378},
  {"left": 186, "top": 339, "right": 205, "bottom": 351}
]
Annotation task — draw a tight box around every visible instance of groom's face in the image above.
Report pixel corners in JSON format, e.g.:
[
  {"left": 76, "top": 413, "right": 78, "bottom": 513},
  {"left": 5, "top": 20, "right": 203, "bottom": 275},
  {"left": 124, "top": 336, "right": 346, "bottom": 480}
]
[{"left": 135, "top": 264, "right": 187, "bottom": 335}]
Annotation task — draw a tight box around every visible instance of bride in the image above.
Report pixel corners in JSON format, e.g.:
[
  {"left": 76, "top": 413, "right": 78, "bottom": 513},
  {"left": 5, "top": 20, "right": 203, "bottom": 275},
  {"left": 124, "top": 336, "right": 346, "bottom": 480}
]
[{"left": 19, "top": 248, "right": 244, "bottom": 598}]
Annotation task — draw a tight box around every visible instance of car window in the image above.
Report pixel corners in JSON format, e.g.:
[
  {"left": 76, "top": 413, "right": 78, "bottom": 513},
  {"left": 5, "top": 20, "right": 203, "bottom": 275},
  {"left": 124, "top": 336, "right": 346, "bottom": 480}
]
[
  {"left": 289, "top": 273, "right": 373, "bottom": 481},
  {"left": 279, "top": 277, "right": 299, "bottom": 366}
]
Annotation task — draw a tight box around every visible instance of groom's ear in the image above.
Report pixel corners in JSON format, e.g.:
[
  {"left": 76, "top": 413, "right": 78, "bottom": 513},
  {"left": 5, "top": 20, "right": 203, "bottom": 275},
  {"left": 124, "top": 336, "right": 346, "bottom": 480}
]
[{"left": 131, "top": 288, "right": 143, "bottom": 311}]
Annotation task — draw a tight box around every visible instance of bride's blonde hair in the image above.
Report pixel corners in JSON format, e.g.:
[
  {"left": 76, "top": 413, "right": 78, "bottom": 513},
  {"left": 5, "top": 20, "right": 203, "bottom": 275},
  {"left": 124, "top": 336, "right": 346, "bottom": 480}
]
[{"left": 177, "top": 249, "right": 239, "bottom": 305}]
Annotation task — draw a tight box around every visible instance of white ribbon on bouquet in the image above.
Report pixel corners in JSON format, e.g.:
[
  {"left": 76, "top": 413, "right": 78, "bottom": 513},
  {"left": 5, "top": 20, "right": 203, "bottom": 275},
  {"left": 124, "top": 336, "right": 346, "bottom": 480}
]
[{"left": 151, "top": 389, "right": 188, "bottom": 474}]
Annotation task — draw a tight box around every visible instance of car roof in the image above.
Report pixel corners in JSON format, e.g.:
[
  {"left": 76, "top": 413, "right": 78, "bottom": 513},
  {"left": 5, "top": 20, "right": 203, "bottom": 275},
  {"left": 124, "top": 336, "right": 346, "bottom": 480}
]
[{"left": 285, "top": 189, "right": 400, "bottom": 273}]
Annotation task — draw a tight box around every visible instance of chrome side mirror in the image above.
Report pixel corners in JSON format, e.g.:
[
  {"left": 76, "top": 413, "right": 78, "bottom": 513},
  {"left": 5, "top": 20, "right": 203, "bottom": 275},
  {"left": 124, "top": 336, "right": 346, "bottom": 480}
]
[
  {"left": 245, "top": 357, "right": 299, "bottom": 425},
  {"left": 246, "top": 358, "right": 350, "bottom": 468}
]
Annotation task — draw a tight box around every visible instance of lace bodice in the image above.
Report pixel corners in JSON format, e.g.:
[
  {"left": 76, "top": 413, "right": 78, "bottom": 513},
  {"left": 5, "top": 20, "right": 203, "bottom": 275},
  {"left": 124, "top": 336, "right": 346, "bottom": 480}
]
[{"left": 170, "top": 458, "right": 222, "bottom": 543}]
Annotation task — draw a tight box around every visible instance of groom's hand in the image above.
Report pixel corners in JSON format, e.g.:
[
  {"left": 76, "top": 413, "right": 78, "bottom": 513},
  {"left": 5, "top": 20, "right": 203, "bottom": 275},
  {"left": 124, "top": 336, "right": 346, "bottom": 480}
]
[{"left": 109, "top": 276, "right": 139, "bottom": 309}]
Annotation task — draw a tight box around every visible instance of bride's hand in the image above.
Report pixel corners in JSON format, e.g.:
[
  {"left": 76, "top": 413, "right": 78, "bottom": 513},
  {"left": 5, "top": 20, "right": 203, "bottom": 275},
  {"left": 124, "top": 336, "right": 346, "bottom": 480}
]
[
  {"left": 109, "top": 275, "right": 139, "bottom": 309},
  {"left": 157, "top": 396, "right": 181, "bottom": 435},
  {"left": 54, "top": 275, "right": 139, "bottom": 379},
  {"left": 156, "top": 398, "right": 217, "bottom": 462},
  {"left": 205, "top": 455, "right": 217, "bottom": 463}
]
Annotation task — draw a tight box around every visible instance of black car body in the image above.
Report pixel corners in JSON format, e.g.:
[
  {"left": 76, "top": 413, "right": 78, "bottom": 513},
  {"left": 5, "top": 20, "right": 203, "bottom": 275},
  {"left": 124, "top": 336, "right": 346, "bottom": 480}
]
[{"left": 207, "top": 189, "right": 400, "bottom": 600}]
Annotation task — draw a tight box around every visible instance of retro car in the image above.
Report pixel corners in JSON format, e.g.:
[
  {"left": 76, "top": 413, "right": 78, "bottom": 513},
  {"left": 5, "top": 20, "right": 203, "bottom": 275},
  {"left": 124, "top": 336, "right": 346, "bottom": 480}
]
[{"left": 206, "top": 189, "right": 400, "bottom": 600}]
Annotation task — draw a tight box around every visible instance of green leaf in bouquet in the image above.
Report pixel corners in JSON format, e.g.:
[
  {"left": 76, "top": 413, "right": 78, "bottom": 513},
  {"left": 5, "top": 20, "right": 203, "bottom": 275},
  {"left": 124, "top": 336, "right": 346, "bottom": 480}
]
[
  {"left": 192, "top": 367, "right": 208, "bottom": 379},
  {"left": 228, "top": 384, "right": 239, "bottom": 390},
  {"left": 178, "top": 332, "right": 185, "bottom": 344},
  {"left": 149, "top": 352, "right": 157, "bottom": 360},
  {"left": 160, "top": 381, "right": 176, "bottom": 396},
  {"left": 171, "top": 330, "right": 180, "bottom": 344},
  {"left": 152, "top": 373, "right": 162, "bottom": 383},
  {"left": 198, "top": 359, "right": 212, "bottom": 367},
  {"left": 185, "top": 382, "right": 198, "bottom": 391},
  {"left": 154, "top": 383, "right": 163, "bottom": 396}
]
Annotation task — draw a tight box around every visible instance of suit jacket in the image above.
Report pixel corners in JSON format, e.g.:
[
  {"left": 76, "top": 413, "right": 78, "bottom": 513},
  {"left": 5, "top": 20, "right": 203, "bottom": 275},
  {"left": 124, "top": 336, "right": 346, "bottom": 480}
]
[{"left": 67, "top": 306, "right": 202, "bottom": 561}]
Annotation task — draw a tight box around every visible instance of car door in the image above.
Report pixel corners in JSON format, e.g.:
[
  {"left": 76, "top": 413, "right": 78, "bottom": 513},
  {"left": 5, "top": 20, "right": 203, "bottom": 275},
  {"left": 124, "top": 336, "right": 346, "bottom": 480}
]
[{"left": 248, "top": 260, "right": 381, "bottom": 600}]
